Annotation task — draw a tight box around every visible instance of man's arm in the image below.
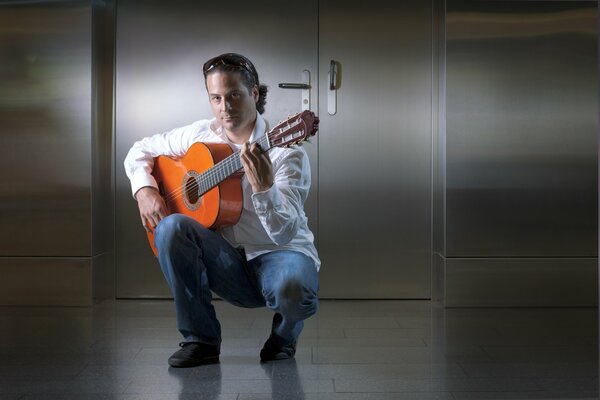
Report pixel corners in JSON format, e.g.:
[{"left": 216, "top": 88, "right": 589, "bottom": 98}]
[
  {"left": 124, "top": 121, "right": 205, "bottom": 231},
  {"left": 241, "top": 145, "right": 311, "bottom": 245}
]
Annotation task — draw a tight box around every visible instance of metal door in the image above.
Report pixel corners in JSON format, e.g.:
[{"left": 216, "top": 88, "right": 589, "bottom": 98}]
[
  {"left": 115, "top": 0, "right": 319, "bottom": 297},
  {"left": 317, "top": 0, "right": 433, "bottom": 298},
  {"left": 115, "top": 0, "right": 434, "bottom": 299}
]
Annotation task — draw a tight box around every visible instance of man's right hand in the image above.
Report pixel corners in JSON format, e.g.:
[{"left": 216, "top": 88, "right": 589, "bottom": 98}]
[{"left": 135, "top": 186, "right": 169, "bottom": 232}]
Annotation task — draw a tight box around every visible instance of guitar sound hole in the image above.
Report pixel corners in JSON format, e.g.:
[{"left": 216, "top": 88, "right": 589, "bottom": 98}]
[
  {"left": 185, "top": 178, "right": 199, "bottom": 203},
  {"left": 182, "top": 171, "right": 202, "bottom": 211}
]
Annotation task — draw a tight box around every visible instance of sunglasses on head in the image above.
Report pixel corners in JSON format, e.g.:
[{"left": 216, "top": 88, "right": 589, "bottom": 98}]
[{"left": 203, "top": 53, "right": 258, "bottom": 82}]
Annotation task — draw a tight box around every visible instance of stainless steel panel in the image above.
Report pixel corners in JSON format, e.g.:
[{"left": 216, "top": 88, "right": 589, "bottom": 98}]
[
  {"left": 0, "top": 1, "right": 92, "bottom": 256},
  {"left": 444, "top": 258, "right": 597, "bottom": 307},
  {"left": 115, "top": 0, "right": 318, "bottom": 297},
  {"left": 0, "top": 258, "right": 92, "bottom": 306},
  {"left": 92, "top": 252, "right": 113, "bottom": 302},
  {"left": 92, "top": 0, "right": 115, "bottom": 256},
  {"left": 318, "top": 0, "right": 432, "bottom": 298},
  {"left": 91, "top": 0, "right": 116, "bottom": 300},
  {"left": 432, "top": 252, "right": 445, "bottom": 304},
  {"left": 433, "top": 0, "right": 447, "bottom": 259},
  {"left": 446, "top": 1, "right": 598, "bottom": 257}
]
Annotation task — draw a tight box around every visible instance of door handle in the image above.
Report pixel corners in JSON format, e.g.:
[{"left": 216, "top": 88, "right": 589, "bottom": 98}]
[
  {"left": 277, "top": 69, "right": 311, "bottom": 111},
  {"left": 278, "top": 83, "right": 311, "bottom": 89},
  {"left": 329, "top": 59, "right": 337, "bottom": 90},
  {"left": 328, "top": 60, "right": 338, "bottom": 115}
]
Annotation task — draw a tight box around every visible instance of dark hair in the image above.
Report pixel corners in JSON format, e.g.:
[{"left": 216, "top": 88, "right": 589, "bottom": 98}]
[{"left": 203, "top": 53, "right": 268, "bottom": 114}]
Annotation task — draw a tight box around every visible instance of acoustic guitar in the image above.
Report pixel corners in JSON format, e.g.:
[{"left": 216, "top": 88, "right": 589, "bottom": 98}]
[{"left": 146, "top": 110, "right": 319, "bottom": 256}]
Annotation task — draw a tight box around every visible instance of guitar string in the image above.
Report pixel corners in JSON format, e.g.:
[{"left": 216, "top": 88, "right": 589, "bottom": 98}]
[
  {"left": 161, "top": 121, "right": 306, "bottom": 203},
  {"left": 159, "top": 134, "right": 264, "bottom": 203},
  {"left": 159, "top": 123, "right": 304, "bottom": 204},
  {"left": 159, "top": 116, "right": 309, "bottom": 203},
  {"left": 161, "top": 134, "right": 267, "bottom": 203},
  {"left": 159, "top": 118, "right": 295, "bottom": 203},
  {"left": 162, "top": 143, "right": 247, "bottom": 203}
]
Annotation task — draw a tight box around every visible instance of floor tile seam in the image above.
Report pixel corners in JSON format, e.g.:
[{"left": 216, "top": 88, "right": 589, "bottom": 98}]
[
  {"left": 531, "top": 376, "right": 600, "bottom": 388},
  {"left": 393, "top": 316, "right": 404, "bottom": 328},
  {"left": 330, "top": 386, "right": 467, "bottom": 394},
  {"left": 311, "top": 344, "right": 436, "bottom": 350},
  {"left": 308, "top": 342, "right": 430, "bottom": 348},
  {"left": 70, "top": 360, "right": 92, "bottom": 380},
  {"left": 477, "top": 343, "right": 497, "bottom": 361},
  {"left": 210, "top": 378, "right": 333, "bottom": 383},
  {"left": 453, "top": 362, "right": 600, "bottom": 379},
  {"left": 121, "top": 378, "right": 140, "bottom": 395},
  {"left": 478, "top": 344, "right": 599, "bottom": 349},
  {"left": 332, "top": 376, "right": 548, "bottom": 382},
  {"left": 446, "top": 390, "right": 560, "bottom": 396},
  {"left": 454, "top": 361, "right": 470, "bottom": 378},
  {"left": 312, "top": 361, "right": 447, "bottom": 365}
]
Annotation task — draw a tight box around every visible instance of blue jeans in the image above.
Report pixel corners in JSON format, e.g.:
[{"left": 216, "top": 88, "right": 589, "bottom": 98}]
[{"left": 154, "top": 214, "right": 319, "bottom": 347}]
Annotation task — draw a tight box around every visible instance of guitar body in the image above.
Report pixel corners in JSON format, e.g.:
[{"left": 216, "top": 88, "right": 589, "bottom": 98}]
[{"left": 146, "top": 142, "right": 243, "bottom": 256}]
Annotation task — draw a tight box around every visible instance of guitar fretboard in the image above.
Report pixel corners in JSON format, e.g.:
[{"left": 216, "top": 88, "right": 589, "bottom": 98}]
[{"left": 196, "top": 135, "right": 270, "bottom": 196}]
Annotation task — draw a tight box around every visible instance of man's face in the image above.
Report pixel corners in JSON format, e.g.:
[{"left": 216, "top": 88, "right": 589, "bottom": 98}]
[{"left": 206, "top": 71, "right": 258, "bottom": 138}]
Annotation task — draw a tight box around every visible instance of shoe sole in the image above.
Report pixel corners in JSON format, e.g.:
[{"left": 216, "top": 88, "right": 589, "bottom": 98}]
[
  {"left": 260, "top": 352, "right": 295, "bottom": 362},
  {"left": 168, "top": 355, "right": 220, "bottom": 368}
]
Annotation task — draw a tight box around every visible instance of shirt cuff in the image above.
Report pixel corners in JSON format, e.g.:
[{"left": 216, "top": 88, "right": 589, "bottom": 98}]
[
  {"left": 251, "top": 185, "right": 281, "bottom": 213},
  {"left": 131, "top": 172, "right": 159, "bottom": 198}
]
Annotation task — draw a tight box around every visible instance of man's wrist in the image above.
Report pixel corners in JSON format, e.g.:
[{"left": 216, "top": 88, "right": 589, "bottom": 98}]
[{"left": 135, "top": 186, "right": 158, "bottom": 200}]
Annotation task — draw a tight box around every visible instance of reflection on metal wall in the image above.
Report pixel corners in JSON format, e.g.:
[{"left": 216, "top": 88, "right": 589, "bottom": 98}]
[
  {"left": 115, "top": 0, "right": 434, "bottom": 299},
  {"left": 115, "top": 0, "right": 318, "bottom": 297},
  {"left": 92, "top": 0, "right": 116, "bottom": 300},
  {"left": 317, "top": 0, "right": 432, "bottom": 298},
  {"left": 443, "top": 1, "right": 598, "bottom": 306},
  {"left": 0, "top": 1, "right": 92, "bottom": 256},
  {"left": 446, "top": 1, "right": 597, "bottom": 257},
  {"left": 0, "top": 0, "right": 116, "bottom": 305}
]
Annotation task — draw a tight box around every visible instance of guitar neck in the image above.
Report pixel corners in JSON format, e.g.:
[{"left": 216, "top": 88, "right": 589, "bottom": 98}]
[
  {"left": 195, "top": 135, "right": 270, "bottom": 196},
  {"left": 194, "top": 110, "right": 317, "bottom": 196}
]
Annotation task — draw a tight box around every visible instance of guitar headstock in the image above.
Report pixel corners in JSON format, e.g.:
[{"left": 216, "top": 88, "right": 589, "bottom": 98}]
[{"left": 268, "top": 110, "right": 319, "bottom": 149}]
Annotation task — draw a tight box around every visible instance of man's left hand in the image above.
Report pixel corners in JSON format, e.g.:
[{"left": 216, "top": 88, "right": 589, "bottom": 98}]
[{"left": 240, "top": 142, "right": 274, "bottom": 193}]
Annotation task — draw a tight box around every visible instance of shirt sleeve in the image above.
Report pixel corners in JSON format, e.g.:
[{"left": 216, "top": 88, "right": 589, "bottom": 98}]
[
  {"left": 251, "top": 147, "right": 311, "bottom": 245},
  {"left": 123, "top": 121, "right": 205, "bottom": 198}
]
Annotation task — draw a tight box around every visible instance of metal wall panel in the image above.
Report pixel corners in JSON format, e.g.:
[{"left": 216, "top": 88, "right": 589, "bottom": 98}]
[
  {"left": 92, "top": 0, "right": 116, "bottom": 300},
  {"left": 445, "top": 258, "right": 597, "bottom": 307},
  {"left": 115, "top": 0, "right": 318, "bottom": 297},
  {"left": 441, "top": 0, "right": 598, "bottom": 307},
  {"left": 446, "top": 1, "right": 598, "bottom": 257},
  {"left": 317, "top": 0, "right": 432, "bottom": 298},
  {"left": 0, "top": 258, "right": 92, "bottom": 306},
  {"left": 0, "top": 1, "right": 92, "bottom": 257}
]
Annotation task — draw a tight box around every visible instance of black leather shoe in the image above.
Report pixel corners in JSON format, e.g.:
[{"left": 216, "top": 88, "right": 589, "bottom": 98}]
[
  {"left": 260, "top": 313, "right": 296, "bottom": 361},
  {"left": 260, "top": 332, "right": 296, "bottom": 361},
  {"left": 168, "top": 342, "right": 220, "bottom": 368}
]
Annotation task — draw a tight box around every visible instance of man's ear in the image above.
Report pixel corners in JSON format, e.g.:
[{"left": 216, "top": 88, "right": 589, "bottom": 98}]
[{"left": 252, "top": 85, "right": 259, "bottom": 102}]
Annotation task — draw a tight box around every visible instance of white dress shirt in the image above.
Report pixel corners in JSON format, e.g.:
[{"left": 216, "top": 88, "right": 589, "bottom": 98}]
[{"left": 124, "top": 112, "right": 320, "bottom": 270}]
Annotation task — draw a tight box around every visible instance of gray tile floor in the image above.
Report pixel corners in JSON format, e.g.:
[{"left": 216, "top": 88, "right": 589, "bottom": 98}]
[{"left": 0, "top": 300, "right": 597, "bottom": 399}]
